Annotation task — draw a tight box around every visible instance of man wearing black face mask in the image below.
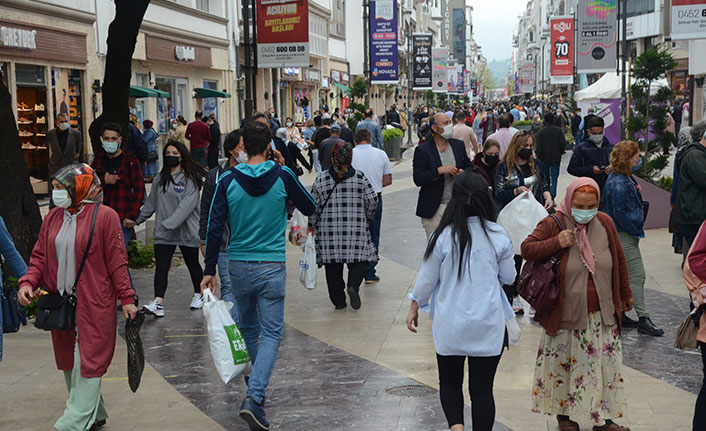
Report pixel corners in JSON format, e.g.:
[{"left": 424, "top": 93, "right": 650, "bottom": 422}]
[
  {"left": 413, "top": 112, "right": 472, "bottom": 237},
  {"left": 568, "top": 116, "right": 614, "bottom": 191}
]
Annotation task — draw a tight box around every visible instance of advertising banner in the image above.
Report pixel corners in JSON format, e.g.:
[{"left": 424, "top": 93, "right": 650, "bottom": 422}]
[
  {"left": 520, "top": 61, "right": 535, "bottom": 94},
  {"left": 412, "top": 33, "right": 433, "bottom": 90},
  {"left": 550, "top": 17, "right": 575, "bottom": 84},
  {"left": 576, "top": 0, "right": 617, "bottom": 73},
  {"left": 432, "top": 46, "right": 449, "bottom": 93},
  {"left": 447, "top": 64, "right": 458, "bottom": 93},
  {"left": 256, "top": 0, "right": 309, "bottom": 68},
  {"left": 456, "top": 65, "right": 465, "bottom": 94},
  {"left": 369, "top": 0, "right": 399, "bottom": 84},
  {"left": 671, "top": 0, "right": 706, "bottom": 40},
  {"left": 452, "top": 7, "right": 466, "bottom": 63}
]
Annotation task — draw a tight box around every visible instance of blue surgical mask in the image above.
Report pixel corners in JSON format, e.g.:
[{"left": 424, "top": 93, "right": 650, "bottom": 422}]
[
  {"left": 572, "top": 208, "right": 598, "bottom": 225},
  {"left": 632, "top": 157, "right": 642, "bottom": 172},
  {"left": 101, "top": 138, "right": 120, "bottom": 154},
  {"left": 52, "top": 189, "right": 72, "bottom": 209}
]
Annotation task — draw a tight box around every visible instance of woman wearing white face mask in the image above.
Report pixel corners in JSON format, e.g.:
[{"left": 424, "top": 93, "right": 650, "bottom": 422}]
[
  {"left": 284, "top": 117, "right": 301, "bottom": 142},
  {"left": 522, "top": 177, "right": 633, "bottom": 431}
]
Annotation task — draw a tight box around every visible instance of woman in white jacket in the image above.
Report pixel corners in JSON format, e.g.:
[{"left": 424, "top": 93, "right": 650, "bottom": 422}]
[{"left": 406, "top": 171, "right": 517, "bottom": 431}]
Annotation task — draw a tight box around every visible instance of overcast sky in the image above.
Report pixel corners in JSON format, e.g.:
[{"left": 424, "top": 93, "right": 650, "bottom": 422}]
[{"left": 471, "top": 0, "right": 526, "bottom": 62}]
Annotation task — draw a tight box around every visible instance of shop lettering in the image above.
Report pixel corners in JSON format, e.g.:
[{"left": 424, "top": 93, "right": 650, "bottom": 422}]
[
  {"left": 0, "top": 27, "right": 37, "bottom": 50},
  {"left": 175, "top": 45, "right": 195, "bottom": 61},
  {"left": 265, "top": 4, "right": 297, "bottom": 15}
]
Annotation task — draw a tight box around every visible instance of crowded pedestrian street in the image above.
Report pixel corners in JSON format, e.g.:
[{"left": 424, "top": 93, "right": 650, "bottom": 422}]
[{"left": 1, "top": 152, "right": 700, "bottom": 431}]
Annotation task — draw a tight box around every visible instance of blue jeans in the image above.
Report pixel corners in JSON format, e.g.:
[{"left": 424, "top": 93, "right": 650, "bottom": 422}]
[
  {"left": 366, "top": 196, "right": 383, "bottom": 279},
  {"left": 191, "top": 147, "right": 207, "bottom": 167},
  {"left": 574, "top": 131, "right": 583, "bottom": 146},
  {"left": 218, "top": 251, "right": 239, "bottom": 325},
  {"left": 121, "top": 225, "right": 134, "bottom": 249},
  {"left": 229, "top": 261, "right": 286, "bottom": 404},
  {"left": 541, "top": 162, "right": 561, "bottom": 199}
]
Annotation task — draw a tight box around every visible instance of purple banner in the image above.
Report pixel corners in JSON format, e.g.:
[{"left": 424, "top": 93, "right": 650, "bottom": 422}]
[
  {"left": 597, "top": 98, "right": 620, "bottom": 144},
  {"left": 369, "top": 0, "right": 399, "bottom": 84}
]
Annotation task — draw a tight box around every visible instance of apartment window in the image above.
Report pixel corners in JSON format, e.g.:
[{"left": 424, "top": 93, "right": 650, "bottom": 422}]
[
  {"left": 626, "top": 0, "right": 654, "bottom": 18},
  {"left": 195, "top": 0, "right": 209, "bottom": 13},
  {"left": 330, "top": 0, "right": 345, "bottom": 38},
  {"left": 529, "top": 31, "right": 534, "bottom": 43},
  {"left": 310, "top": 14, "right": 328, "bottom": 57}
]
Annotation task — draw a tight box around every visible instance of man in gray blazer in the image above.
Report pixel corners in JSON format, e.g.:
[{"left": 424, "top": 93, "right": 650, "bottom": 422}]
[{"left": 47, "top": 113, "right": 82, "bottom": 175}]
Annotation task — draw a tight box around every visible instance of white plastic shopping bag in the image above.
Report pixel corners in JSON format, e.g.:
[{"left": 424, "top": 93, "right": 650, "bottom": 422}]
[
  {"left": 497, "top": 192, "right": 548, "bottom": 255},
  {"left": 299, "top": 235, "right": 317, "bottom": 290},
  {"left": 500, "top": 285, "right": 522, "bottom": 346},
  {"left": 202, "top": 289, "right": 250, "bottom": 384},
  {"left": 288, "top": 209, "right": 308, "bottom": 246}
]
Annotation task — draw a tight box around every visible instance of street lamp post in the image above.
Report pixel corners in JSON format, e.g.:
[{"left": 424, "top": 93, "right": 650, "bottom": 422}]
[{"left": 404, "top": 8, "right": 413, "bottom": 147}]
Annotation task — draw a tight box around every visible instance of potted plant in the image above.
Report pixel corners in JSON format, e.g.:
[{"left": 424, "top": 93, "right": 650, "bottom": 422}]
[
  {"left": 382, "top": 127, "right": 404, "bottom": 160},
  {"left": 513, "top": 120, "right": 532, "bottom": 131}
]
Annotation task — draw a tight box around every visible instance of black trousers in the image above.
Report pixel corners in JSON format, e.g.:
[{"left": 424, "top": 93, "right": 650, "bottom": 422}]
[
  {"left": 436, "top": 353, "right": 502, "bottom": 430},
  {"left": 502, "top": 254, "right": 524, "bottom": 306},
  {"left": 153, "top": 244, "right": 202, "bottom": 298},
  {"left": 323, "top": 262, "right": 366, "bottom": 307},
  {"left": 695, "top": 342, "right": 706, "bottom": 430}
]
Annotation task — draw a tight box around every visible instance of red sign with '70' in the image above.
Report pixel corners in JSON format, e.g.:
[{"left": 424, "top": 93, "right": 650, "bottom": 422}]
[{"left": 550, "top": 17, "right": 574, "bottom": 84}]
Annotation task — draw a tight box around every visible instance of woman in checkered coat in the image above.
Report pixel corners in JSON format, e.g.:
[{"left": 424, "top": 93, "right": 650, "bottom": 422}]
[{"left": 309, "top": 142, "right": 379, "bottom": 310}]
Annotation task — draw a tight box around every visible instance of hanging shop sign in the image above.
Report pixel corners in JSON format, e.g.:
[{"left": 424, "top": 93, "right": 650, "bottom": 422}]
[
  {"left": 256, "top": 0, "right": 310, "bottom": 68},
  {"left": 369, "top": 0, "right": 399, "bottom": 84},
  {"left": 447, "top": 63, "right": 458, "bottom": 93},
  {"left": 412, "top": 33, "right": 433, "bottom": 90},
  {"left": 520, "top": 61, "right": 535, "bottom": 94},
  {"left": 456, "top": 65, "right": 465, "bottom": 94},
  {"left": 452, "top": 6, "right": 466, "bottom": 63},
  {"left": 671, "top": 0, "right": 706, "bottom": 40},
  {"left": 550, "top": 17, "right": 575, "bottom": 84},
  {"left": 432, "top": 46, "right": 449, "bottom": 93},
  {"left": 576, "top": 0, "right": 617, "bottom": 73}
]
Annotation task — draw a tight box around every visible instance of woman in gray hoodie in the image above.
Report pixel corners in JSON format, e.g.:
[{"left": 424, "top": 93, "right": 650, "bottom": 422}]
[{"left": 136, "top": 140, "right": 207, "bottom": 317}]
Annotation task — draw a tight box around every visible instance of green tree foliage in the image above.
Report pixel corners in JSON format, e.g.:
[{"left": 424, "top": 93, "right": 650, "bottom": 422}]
[
  {"left": 627, "top": 45, "right": 678, "bottom": 188},
  {"left": 350, "top": 79, "right": 369, "bottom": 101}
]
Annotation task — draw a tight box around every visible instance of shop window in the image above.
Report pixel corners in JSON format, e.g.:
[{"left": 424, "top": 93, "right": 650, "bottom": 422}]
[
  {"left": 309, "top": 15, "right": 328, "bottom": 57},
  {"left": 626, "top": 0, "right": 655, "bottom": 18},
  {"left": 16, "top": 64, "right": 48, "bottom": 193},
  {"left": 203, "top": 80, "right": 218, "bottom": 121},
  {"left": 136, "top": 73, "right": 149, "bottom": 87},
  {"left": 52, "top": 68, "right": 83, "bottom": 135}
]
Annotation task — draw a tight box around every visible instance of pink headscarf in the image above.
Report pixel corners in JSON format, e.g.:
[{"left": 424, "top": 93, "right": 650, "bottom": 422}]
[{"left": 555, "top": 177, "right": 600, "bottom": 274}]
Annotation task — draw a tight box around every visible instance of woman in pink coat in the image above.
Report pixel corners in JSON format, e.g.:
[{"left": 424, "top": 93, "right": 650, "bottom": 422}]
[{"left": 18, "top": 164, "right": 137, "bottom": 431}]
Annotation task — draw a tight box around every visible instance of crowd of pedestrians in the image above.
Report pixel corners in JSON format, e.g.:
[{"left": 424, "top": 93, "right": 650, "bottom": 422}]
[{"left": 3, "top": 96, "right": 706, "bottom": 431}]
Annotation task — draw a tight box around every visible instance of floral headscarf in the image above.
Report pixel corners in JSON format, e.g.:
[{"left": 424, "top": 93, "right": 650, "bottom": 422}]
[
  {"left": 329, "top": 142, "right": 355, "bottom": 182},
  {"left": 52, "top": 163, "right": 103, "bottom": 214}
]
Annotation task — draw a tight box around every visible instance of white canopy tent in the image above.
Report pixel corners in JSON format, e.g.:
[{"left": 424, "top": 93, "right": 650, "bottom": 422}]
[{"left": 575, "top": 72, "right": 669, "bottom": 108}]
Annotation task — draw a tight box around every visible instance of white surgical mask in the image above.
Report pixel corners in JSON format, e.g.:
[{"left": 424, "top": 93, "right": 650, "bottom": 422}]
[
  {"left": 58, "top": 122, "right": 69, "bottom": 131},
  {"left": 589, "top": 134, "right": 604, "bottom": 145},
  {"left": 286, "top": 121, "right": 293, "bottom": 127},
  {"left": 172, "top": 123, "right": 178, "bottom": 129},
  {"left": 52, "top": 189, "right": 72, "bottom": 208},
  {"left": 438, "top": 124, "right": 454, "bottom": 140},
  {"left": 101, "top": 139, "right": 120, "bottom": 154},
  {"left": 235, "top": 151, "right": 249, "bottom": 164},
  {"left": 572, "top": 208, "right": 598, "bottom": 224}
]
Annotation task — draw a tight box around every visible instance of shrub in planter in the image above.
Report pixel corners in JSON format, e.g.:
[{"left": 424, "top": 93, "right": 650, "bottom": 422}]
[{"left": 383, "top": 127, "right": 404, "bottom": 142}]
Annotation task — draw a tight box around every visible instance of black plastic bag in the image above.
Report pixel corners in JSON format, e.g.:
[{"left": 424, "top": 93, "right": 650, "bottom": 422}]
[{"left": 125, "top": 310, "right": 145, "bottom": 393}]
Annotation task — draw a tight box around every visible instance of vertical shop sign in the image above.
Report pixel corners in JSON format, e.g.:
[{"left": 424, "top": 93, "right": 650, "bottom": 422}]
[
  {"left": 520, "top": 61, "right": 535, "bottom": 94},
  {"left": 671, "top": 0, "right": 706, "bottom": 40},
  {"left": 456, "top": 65, "right": 465, "bottom": 94},
  {"left": 576, "top": 0, "right": 617, "bottom": 73},
  {"left": 256, "top": 0, "right": 309, "bottom": 68},
  {"left": 432, "top": 46, "right": 449, "bottom": 93},
  {"left": 452, "top": 6, "right": 466, "bottom": 63},
  {"left": 369, "top": 0, "right": 399, "bottom": 84},
  {"left": 550, "top": 17, "right": 575, "bottom": 84},
  {"left": 412, "top": 33, "right": 433, "bottom": 90},
  {"left": 446, "top": 63, "right": 457, "bottom": 93}
]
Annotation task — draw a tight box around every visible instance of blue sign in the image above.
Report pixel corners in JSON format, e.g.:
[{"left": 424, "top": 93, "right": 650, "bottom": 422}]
[{"left": 369, "top": 0, "right": 399, "bottom": 84}]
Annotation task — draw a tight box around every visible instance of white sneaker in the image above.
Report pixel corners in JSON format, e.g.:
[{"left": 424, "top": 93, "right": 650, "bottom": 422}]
[
  {"left": 143, "top": 300, "right": 164, "bottom": 317},
  {"left": 190, "top": 293, "right": 204, "bottom": 309}
]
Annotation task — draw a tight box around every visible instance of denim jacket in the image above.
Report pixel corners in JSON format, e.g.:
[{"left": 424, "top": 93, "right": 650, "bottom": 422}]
[
  {"left": 0, "top": 216, "right": 28, "bottom": 361},
  {"left": 601, "top": 173, "right": 645, "bottom": 238}
]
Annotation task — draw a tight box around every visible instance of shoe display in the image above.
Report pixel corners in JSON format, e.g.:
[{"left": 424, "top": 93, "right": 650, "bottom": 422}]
[
  {"left": 18, "top": 130, "right": 34, "bottom": 137},
  {"left": 36, "top": 116, "right": 45, "bottom": 124},
  {"left": 143, "top": 300, "right": 164, "bottom": 317},
  {"left": 347, "top": 287, "right": 361, "bottom": 310},
  {"left": 17, "top": 102, "right": 31, "bottom": 111},
  {"left": 36, "top": 132, "right": 46, "bottom": 137},
  {"left": 240, "top": 397, "right": 270, "bottom": 431},
  {"left": 638, "top": 317, "right": 664, "bottom": 337},
  {"left": 21, "top": 142, "right": 37, "bottom": 149},
  {"left": 621, "top": 312, "right": 639, "bottom": 328},
  {"left": 18, "top": 117, "right": 33, "bottom": 124},
  {"left": 190, "top": 293, "right": 204, "bottom": 309},
  {"left": 34, "top": 103, "right": 45, "bottom": 111}
]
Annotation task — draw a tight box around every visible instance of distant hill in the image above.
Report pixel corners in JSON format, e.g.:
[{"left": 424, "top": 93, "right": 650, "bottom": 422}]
[{"left": 487, "top": 58, "right": 511, "bottom": 87}]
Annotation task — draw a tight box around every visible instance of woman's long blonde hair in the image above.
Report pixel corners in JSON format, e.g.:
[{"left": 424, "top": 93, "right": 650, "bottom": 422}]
[{"left": 503, "top": 131, "right": 536, "bottom": 183}]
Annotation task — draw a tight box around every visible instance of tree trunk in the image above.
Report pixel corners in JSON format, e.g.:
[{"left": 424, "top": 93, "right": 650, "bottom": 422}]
[
  {"left": 88, "top": 0, "right": 151, "bottom": 157},
  {"left": 0, "top": 80, "right": 43, "bottom": 262}
]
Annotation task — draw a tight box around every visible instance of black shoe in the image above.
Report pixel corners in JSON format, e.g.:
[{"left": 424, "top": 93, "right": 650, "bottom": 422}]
[
  {"left": 244, "top": 375, "right": 249, "bottom": 387},
  {"left": 347, "top": 287, "right": 361, "bottom": 310},
  {"left": 334, "top": 303, "right": 347, "bottom": 310},
  {"left": 622, "top": 312, "right": 639, "bottom": 328},
  {"left": 240, "top": 397, "right": 270, "bottom": 431},
  {"left": 638, "top": 317, "right": 664, "bottom": 336},
  {"left": 89, "top": 419, "right": 106, "bottom": 431},
  {"left": 365, "top": 276, "right": 380, "bottom": 284}
]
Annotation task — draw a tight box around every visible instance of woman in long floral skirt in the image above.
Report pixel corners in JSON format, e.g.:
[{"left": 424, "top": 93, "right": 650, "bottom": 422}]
[{"left": 521, "top": 177, "right": 633, "bottom": 431}]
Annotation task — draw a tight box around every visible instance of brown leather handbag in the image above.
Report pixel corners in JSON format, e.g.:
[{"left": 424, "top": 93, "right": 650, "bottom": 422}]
[{"left": 516, "top": 214, "right": 566, "bottom": 315}]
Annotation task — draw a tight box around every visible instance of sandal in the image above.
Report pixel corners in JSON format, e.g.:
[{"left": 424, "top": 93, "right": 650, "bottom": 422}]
[
  {"left": 593, "top": 424, "right": 630, "bottom": 431},
  {"left": 557, "top": 418, "right": 579, "bottom": 431}
]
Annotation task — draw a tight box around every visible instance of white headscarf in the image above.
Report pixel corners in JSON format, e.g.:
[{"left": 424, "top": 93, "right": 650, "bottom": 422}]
[{"left": 55, "top": 207, "right": 84, "bottom": 295}]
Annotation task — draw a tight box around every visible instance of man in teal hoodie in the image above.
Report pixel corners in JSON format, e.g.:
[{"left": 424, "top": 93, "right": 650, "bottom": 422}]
[{"left": 202, "top": 121, "right": 315, "bottom": 431}]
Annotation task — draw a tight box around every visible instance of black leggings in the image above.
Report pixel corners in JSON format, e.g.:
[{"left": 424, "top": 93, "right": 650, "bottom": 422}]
[
  {"left": 695, "top": 342, "right": 706, "bottom": 430},
  {"left": 153, "top": 244, "right": 202, "bottom": 298},
  {"left": 436, "top": 353, "right": 502, "bottom": 430},
  {"left": 502, "top": 255, "right": 524, "bottom": 305}
]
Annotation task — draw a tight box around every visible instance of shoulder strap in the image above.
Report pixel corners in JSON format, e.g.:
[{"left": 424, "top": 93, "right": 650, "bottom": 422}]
[
  {"left": 71, "top": 203, "right": 100, "bottom": 296},
  {"left": 549, "top": 213, "right": 566, "bottom": 231}
]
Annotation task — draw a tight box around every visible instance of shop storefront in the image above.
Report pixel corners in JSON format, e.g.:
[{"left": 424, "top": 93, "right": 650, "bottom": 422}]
[
  {"left": 0, "top": 19, "right": 88, "bottom": 195},
  {"left": 279, "top": 66, "right": 302, "bottom": 121}
]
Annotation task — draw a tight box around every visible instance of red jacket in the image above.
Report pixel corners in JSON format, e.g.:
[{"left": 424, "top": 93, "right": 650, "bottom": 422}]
[
  {"left": 690, "top": 221, "right": 706, "bottom": 282},
  {"left": 19, "top": 204, "right": 135, "bottom": 378},
  {"left": 185, "top": 120, "right": 211, "bottom": 149}
]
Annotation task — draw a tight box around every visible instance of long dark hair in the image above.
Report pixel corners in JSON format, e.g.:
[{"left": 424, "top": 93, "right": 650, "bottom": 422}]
[
  {"left": 158, "top": 140, "right": 206, "bottom": 192},
  {"left": 424, "top": 171, "right": 498, "bottom": 280}
]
